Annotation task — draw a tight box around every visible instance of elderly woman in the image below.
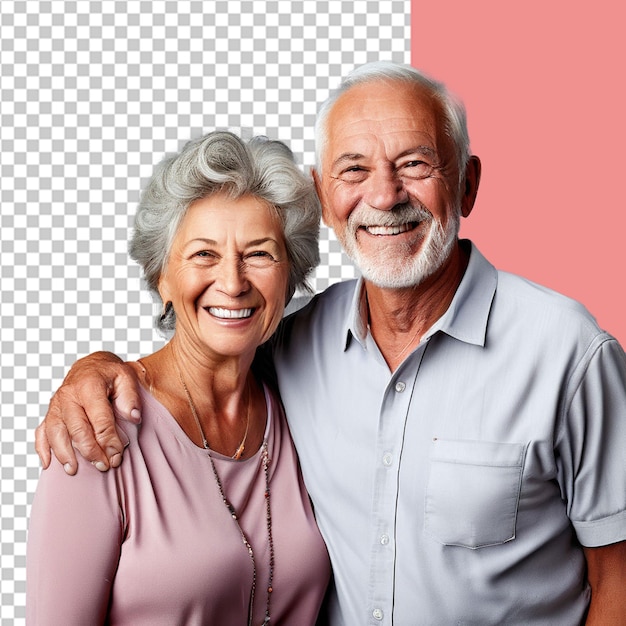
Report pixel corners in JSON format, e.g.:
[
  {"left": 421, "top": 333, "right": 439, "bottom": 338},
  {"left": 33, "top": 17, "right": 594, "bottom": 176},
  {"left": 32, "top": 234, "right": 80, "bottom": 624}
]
[{"left": 26, "top": 131, "right": 330, "bottom": 624}]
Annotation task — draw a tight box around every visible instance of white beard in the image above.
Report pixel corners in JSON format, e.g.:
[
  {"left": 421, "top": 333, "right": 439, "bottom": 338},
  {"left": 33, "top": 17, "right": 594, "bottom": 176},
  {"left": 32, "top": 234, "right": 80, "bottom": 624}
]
[{"left": 337, "top": 202, "right": 460, "bottom": 289}]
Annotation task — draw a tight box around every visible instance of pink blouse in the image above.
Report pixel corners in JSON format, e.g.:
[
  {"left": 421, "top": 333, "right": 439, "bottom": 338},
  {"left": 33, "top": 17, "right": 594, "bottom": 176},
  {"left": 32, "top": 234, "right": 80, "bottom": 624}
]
[{"left": 27, "top": 383, "right": 330, "bottom": 625}]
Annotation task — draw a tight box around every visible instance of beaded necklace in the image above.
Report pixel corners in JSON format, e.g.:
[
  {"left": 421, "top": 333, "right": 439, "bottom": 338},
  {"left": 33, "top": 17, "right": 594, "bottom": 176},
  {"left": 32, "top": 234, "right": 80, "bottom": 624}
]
[{"left": 177, "top": 367, "right": 275, "bottom": 626}]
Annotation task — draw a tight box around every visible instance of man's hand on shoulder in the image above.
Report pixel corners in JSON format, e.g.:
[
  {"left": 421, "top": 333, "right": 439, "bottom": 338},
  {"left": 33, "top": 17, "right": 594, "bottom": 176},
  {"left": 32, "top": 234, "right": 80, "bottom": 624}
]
[{"left": 36, "top": 351, "right": 142, "bottom": 475}]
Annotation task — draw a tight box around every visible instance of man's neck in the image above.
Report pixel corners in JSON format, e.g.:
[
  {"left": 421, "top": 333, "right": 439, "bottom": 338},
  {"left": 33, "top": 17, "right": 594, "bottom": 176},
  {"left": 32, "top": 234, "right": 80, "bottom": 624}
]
[{"left": 365, "top": 242, "right": 469, "bottom": 372}]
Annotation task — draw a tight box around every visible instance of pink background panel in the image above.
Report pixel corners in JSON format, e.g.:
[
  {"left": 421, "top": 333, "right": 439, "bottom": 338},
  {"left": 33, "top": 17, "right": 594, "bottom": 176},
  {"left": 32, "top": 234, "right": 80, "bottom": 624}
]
[{"left": 411, "top": 0, "right": 626, "bottom": 345}]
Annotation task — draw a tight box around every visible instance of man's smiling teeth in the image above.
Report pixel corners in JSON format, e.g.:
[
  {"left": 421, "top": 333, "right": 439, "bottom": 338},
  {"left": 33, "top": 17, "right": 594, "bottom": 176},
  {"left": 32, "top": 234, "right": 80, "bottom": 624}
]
[
  {"left": 208, "top": 307, "right": 253, "bottom": 319},
  {"left": 364, "top": 222, "right": 415, "bottom": 236}
]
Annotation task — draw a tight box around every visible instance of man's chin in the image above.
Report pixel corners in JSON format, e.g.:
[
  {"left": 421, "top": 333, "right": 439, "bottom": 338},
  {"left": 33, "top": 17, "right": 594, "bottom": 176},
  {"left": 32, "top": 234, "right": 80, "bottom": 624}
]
[
  {"left": 361, "top": 266, "right": 433, "bottom": 290},
  {"left": 352, "top": 242, "right": 457, "bottom": 290},
  {"left": 353, "top": 252, "right": 426, "bottom": 288}
]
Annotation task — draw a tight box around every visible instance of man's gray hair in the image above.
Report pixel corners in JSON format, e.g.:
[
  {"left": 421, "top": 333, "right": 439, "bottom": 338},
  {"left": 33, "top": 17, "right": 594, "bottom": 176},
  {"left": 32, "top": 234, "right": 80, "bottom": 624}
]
[
  {"left": 129, "top": 130, "right": 321, "bottom": 333},
  {"left": 315, "top": 61, "right": 471, "bottom": 185}
]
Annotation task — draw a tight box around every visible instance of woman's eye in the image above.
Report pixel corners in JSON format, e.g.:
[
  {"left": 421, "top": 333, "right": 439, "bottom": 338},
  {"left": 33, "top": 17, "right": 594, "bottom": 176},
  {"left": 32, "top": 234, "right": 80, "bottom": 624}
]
[
  {"left": 245, "top": 251, "right": 276, "bottom": 266},
  {"left": 193, "top": 250, "right": 218, "bottom": 261}
]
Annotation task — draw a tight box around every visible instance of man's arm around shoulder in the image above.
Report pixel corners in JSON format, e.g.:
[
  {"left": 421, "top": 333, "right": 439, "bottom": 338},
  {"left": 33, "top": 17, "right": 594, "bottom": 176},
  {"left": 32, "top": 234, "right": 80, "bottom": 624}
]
[{"left": 36, "top": 351, "right": 141, "bottom": 475}]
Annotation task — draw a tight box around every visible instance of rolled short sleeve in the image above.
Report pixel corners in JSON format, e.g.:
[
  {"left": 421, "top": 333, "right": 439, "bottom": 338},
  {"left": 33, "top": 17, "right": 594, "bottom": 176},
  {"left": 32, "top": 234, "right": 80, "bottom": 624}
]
[{"left": 557, "top": 336, "right": 626, "bottom": 546}]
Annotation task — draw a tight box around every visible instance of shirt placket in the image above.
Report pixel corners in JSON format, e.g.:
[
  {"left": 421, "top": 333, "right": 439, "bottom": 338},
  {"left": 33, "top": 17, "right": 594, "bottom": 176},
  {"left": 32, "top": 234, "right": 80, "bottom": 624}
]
[{"left": 366, "top": 344, "right": 426, "bottom": 625}]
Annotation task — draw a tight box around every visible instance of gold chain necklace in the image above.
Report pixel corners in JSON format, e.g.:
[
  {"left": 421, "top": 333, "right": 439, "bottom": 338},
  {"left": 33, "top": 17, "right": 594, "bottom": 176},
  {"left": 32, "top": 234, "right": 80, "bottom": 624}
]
[
  {"left": 177, "top": 366, "right": 275, "bottom": 626},
  {"left": 138, "top": 355, "right": 250, "bottom": 460},
  {"left": 180, "top": 373, "right": 251, "bottom": 460}
]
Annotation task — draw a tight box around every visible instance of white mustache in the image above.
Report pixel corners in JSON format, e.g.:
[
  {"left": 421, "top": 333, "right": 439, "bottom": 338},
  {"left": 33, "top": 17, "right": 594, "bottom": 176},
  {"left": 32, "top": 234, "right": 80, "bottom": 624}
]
[{"left": 348, "top": 203, "right": 432, "bottom": 230}]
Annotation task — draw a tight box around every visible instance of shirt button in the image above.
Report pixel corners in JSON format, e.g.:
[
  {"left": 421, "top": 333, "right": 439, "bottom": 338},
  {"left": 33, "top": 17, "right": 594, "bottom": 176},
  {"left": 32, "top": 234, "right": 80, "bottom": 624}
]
[
  {"left": 372, "top": 608, "right": 384, "bottom": 620},
  {"left": 380, "top": 533, "right": 390, "bottom": 545},
  {"left": 395, "top": 381, "right": 406, "bottom": 393},
  {"left": 382, "top": 452, "right": 393, "bottom": 467}
]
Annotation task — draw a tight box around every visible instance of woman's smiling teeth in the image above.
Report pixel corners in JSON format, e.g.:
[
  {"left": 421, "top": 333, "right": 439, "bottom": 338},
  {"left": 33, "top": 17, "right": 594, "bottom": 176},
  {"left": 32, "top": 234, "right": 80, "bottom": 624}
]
[{"left": 207, "top": 307, "right": 254, "bottom": 319}]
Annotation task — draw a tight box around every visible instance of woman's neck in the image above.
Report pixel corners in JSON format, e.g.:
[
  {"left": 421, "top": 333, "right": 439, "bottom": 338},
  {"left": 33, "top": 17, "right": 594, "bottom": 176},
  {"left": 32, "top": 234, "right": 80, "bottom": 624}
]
[{"left": 133, "top": 339, "right": 264, "bottom": 458}]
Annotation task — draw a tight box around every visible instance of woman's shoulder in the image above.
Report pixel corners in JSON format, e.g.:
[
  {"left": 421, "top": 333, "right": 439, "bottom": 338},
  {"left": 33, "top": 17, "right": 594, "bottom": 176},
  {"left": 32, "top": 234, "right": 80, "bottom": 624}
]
[{"left": 260, "top": 380, "right": 285, "bottom": 419}]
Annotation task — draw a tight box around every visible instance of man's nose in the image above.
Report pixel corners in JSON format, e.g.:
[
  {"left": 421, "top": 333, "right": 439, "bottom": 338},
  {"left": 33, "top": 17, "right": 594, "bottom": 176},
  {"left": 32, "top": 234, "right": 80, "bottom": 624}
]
[
  {"left": 217, "top": 257, "right": 250, "bottom": 296},
  {"left": 364, "top": 168, "right": 409, "bottom": 211}
]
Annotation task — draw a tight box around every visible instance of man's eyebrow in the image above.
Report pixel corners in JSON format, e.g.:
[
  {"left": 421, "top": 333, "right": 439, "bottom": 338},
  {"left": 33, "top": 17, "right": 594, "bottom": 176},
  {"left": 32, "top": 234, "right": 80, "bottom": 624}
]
[
  {"left": 396, "top": 145, "right": 437, "bottom": 160},
  {"left": 331, "top": 153, "right": 365, "bottom": 170}
]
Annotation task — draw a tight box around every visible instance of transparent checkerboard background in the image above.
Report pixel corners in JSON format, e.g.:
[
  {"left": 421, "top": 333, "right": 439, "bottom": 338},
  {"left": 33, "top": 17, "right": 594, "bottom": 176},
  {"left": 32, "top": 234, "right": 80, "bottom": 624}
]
[{"left": 0, "top": 0, "right": 409, "bottom": 621}]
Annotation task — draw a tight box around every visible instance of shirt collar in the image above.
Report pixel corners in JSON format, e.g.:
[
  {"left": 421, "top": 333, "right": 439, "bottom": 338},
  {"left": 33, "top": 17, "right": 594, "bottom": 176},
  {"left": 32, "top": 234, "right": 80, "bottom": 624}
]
[
  {"left": 343, "top": 240, "right": 497, "bottom": 351},
  {"left": 342, "top": 277, "right": 369, "bottom": 350}
]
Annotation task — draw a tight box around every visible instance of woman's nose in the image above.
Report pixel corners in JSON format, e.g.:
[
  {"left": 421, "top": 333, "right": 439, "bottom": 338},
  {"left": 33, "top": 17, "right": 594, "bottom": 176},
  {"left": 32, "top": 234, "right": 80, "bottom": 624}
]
[{"left": 216, "top": 257, "right": 250, "bottom": 296}]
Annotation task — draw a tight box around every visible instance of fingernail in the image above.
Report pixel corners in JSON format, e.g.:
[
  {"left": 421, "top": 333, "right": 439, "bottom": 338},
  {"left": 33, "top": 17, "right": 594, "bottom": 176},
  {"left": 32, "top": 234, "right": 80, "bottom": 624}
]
[
  {"left": 63, "top": 463, "right": 73, "bottom": 475},
  {"left": 109, "top": 453, "right": 122, "bottom": 468},
  {"left": 130, "top": 408, "right": 142, "bottom": 422},
  {"left": 94, "top": 461, "right": 107, "bottom": 472}
]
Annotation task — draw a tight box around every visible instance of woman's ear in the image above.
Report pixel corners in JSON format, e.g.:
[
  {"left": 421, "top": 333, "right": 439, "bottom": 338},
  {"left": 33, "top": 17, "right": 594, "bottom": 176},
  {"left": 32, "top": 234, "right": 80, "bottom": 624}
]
[
  {"left": 159, "top": 300, "right": 173, "bottom": 326},
  {"left": 157, "top": 272, "right": 171, "bottom": 306}
]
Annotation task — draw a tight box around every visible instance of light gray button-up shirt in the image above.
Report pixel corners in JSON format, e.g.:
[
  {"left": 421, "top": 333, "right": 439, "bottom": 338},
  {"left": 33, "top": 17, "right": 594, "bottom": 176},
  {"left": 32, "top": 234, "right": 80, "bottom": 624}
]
[{"left": 270, "top": 241, "right": 626, "bottom": 625}]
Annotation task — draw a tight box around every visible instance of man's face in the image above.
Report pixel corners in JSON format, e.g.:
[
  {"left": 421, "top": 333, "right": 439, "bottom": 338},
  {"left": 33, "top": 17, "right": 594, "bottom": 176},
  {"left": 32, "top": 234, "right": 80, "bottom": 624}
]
[{"left": 315, "top": 80, "right": 463, "bottom": 289}]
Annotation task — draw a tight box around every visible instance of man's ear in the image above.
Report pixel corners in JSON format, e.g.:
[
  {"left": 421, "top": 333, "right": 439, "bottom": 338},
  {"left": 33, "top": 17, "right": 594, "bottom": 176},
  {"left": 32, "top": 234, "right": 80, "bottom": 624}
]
[
  {"left": 312, "top": 168, "right": 333, "bottom": 228},
  {"left": 460, "top": 155, "right": 481, "bottom": 218}
]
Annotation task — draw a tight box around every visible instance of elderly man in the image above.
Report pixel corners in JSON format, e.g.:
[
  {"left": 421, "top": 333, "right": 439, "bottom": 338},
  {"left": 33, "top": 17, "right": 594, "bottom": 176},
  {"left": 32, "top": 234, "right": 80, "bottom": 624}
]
[{"left": 37, "top": 62, "right": 626, "bottom": 624}]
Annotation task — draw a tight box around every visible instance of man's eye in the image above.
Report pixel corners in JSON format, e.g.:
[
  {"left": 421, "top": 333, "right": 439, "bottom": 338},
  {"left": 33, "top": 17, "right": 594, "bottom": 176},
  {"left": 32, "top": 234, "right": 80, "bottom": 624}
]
[
  {"left": 337, "top": 166, "right": 367, "bottom": 182},
  {"left": 401, "top": 160, "right": 434, "bottom": 179}
]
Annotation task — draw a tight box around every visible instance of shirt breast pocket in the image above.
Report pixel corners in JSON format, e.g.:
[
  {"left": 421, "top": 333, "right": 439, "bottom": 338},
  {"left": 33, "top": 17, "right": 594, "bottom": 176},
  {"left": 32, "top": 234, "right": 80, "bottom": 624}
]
[{"left": 424, "top": 439, "right": 528, "bottom": 549}]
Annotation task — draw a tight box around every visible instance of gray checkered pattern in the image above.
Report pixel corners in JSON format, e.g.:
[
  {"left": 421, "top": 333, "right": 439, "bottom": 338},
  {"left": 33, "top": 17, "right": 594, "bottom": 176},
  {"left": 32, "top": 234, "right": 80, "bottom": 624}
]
[{"left": 0, "top": 0, "right": 409, "bottom": 622}]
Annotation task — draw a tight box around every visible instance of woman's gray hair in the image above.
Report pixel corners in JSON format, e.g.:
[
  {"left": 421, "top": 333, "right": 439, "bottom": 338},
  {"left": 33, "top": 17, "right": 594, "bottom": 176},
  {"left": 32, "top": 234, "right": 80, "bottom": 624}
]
[
  {"left": 129, "top": 130, "right": 321, "bottom": 334},
  {"left": 315, "top": 61, "right": 471, "bottom": 187}
]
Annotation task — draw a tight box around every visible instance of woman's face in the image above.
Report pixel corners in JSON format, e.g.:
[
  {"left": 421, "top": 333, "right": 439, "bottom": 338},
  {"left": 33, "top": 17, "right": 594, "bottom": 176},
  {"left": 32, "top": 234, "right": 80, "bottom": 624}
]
[{"left": 159, "top": 192, "right": 290, "bottom": 362}]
